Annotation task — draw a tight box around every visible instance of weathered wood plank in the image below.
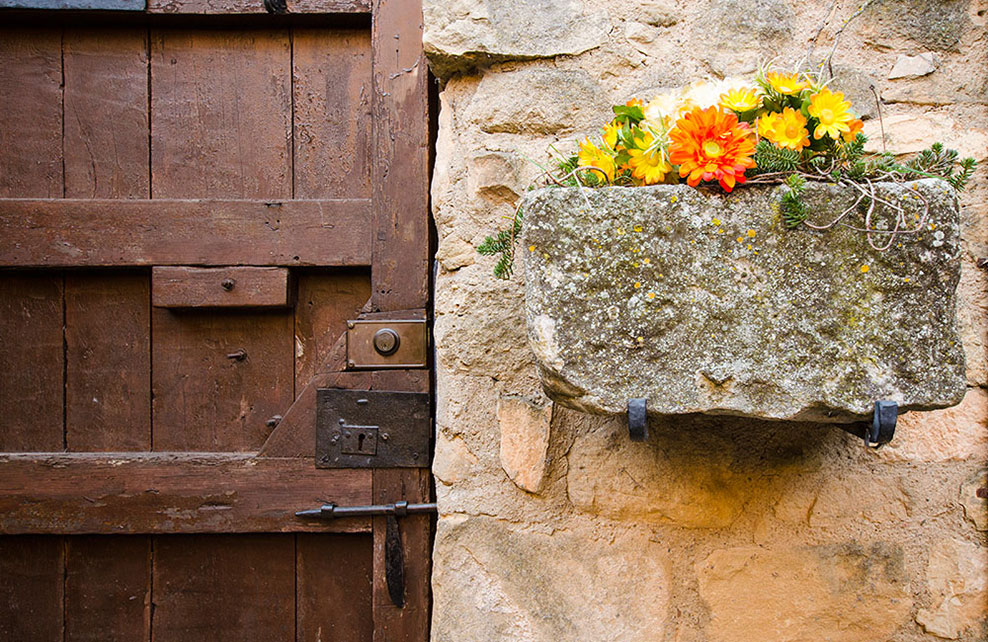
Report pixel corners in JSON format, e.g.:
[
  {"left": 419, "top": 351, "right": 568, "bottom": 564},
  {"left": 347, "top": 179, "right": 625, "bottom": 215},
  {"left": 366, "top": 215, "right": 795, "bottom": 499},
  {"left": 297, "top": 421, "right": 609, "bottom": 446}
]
[
  {"left": 63, "top": 29, "right": 150, "bottom": 199},
  {"left": 0, "top": 273, "right": 65, "bottom": 452},
  {"left": 0, "top": 199, "right": 373, "bottom": 267},
  {"left": 0, "top": 536, "right": 64, "bottom": 641},
  {"left": 0, "top": 0, "right": 144, "bottom": 9},
  {"left": 297, "top": 533, "right": 374, "bottom": 642},
  {"left": 372, "top": 468, "right": 431, "bottom": 642},
  {"left": 65, "top": 536, "right": 151, "bottom": 642},
  {"left": 146, "top": 0, "right": 369, "bottom": 13},
  {"left": 294, "top": 271, "right": 371, "bottom": 393},
  {"left": 152, "top": 535, "right": 294, "bottom": 642},
  {"left": 371, "top": 0, "right": 430, "bottom": 311},
  {"left": 0, "top": 28, "right": 63, "bottom": 198},
  {"left": 66, "top": 271, "right": 151, "bottom": 452},
  {"left": 293, "top": 29, "right": 373, "bottom": 199},
  {"left": 0, "top": 454, "right": 371, "bottom": 534},
  {"left": 152, "top": 307, "right": 294, "bottom": 451},
  {"left": 153, "top": 266, "right": 291, "bottom": 308},
  {"left": 150, "top": 30, "right": 291, "bottom": 199}
]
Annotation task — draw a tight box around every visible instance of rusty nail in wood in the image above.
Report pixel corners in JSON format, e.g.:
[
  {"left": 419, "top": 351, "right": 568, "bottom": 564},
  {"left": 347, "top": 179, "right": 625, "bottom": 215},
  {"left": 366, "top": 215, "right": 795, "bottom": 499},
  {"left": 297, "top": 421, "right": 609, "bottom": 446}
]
[
  {"left": 226, "top": 349, "right": 247, "bottom": 361},
  {"left": 266, "top": 415, "right": 282, "bottom": 428},
  {"left": 347, "top": 321, "right": 355, "bottom": 329},
  {"left": 221, "top": 278, "right": 235, "bottom": 291},
  {"left": 347, "top": 360, "right": 355, "bottom": 369}
]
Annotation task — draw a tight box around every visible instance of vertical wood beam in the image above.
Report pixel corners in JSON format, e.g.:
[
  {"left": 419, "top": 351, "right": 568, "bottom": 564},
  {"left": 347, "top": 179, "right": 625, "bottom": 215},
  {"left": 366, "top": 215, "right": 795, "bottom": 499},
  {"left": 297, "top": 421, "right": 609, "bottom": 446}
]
[{"left": 370, "top": 0, "right": 430, "bottom": 312}]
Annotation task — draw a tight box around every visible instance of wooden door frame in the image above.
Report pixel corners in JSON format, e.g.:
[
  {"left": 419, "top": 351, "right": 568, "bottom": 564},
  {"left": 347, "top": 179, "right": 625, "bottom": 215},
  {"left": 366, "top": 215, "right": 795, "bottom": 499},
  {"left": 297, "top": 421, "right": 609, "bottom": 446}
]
[{"left": 0, "top": 2, "right": 433, "bottom": 640}]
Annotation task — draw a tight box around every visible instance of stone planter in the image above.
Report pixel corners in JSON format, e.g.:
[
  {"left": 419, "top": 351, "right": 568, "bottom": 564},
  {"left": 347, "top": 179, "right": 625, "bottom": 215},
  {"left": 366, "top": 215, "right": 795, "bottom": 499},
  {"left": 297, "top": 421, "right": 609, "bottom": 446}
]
[{"left": 523, "top": 179, "right": 966, "bottom": 423}]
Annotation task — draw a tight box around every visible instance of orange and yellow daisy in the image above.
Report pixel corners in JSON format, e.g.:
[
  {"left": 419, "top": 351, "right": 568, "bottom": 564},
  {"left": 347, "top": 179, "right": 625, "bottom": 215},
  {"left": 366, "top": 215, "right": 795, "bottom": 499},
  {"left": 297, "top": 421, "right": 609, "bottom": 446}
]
[
  {"left": 760, "top": 107, "right": 810, "bottom": 151},
  {"left": 842, "top": 117, "right": 864, "bottom": 143},
  {"left": 627, "top": 131, "right": 672, "bottom": 185},
  {"left": 807, "top": 87, "right": 854, "bottom": 140},
  {"left": 668, "top": 106, "right": 756, "bottom": 193}
]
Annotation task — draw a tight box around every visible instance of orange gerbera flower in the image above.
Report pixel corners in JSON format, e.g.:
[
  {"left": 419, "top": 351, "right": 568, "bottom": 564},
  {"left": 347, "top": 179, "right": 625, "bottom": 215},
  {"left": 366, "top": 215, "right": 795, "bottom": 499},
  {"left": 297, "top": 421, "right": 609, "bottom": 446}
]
[{"left": 668, "top": 106, "right": 756, "bottom": 193}]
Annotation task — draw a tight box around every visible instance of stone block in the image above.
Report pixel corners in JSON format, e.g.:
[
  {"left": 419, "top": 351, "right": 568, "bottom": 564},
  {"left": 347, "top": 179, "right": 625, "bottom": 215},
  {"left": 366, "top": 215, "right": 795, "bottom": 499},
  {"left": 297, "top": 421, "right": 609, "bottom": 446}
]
[
  {"left": 431, "top": 515, "right": 670, "bottom": 642},
  {"left": 774, "top": 473, "right": 910, "bottom": 529},
  {"left": 889, "top": 52, "right": 939, "bottom": 79},
  {"left": 915, "top": 538, "right": 988, "bottom": 639},
  {"left": 875, "top": 386, "right": 988, "bottom": 462},
  {"left": 697, "top": 544, "right": 912, "bottom": 641},
  {"left": 524, "top": 180, "right": 966, "bottom": 423},
  {"left": 959, "top": 468, "right": 988, "bottom": 532},
  {"left": 423, "top": 0, "right": 610, "bottom": 79},
  {"left": 497, "top": 395, "right": 552, "bottom": 493}
]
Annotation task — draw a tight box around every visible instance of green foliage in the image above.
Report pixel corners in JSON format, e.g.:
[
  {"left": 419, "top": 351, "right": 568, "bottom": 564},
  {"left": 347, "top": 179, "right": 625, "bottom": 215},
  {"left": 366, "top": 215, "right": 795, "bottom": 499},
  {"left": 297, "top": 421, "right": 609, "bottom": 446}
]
[
  {"left": 476, "top": 206, "right": 523, "bottom": 280},
  {"left": 754, "top": 140, "right": 799, "bottom": 173},
  {"left": 781, "top": 174, "right": 807, "bottom": 228},
  {"left": 901, "top": 143, "right": 978, "bottom": 191},
  {"left": 612, "top": 103, "right": 645, "bottom": 125}
]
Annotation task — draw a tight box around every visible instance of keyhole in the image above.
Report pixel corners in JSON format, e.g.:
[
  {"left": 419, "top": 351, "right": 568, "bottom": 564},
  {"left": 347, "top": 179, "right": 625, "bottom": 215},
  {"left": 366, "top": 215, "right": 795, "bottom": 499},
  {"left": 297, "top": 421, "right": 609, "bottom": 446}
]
[{"left": 358, "top": 432, "right": 366, "bottom": 451}]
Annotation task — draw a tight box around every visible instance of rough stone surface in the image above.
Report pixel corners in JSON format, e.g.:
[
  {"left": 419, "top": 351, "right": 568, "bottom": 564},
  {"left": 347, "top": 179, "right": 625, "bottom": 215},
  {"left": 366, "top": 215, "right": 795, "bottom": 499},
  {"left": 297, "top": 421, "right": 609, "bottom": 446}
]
[
  {"left": 915, "top": 538, "right": 988, "bottom": 639},
  {"left": 423, "top": 0, "right": 610, "bottom": 79},
  {"left": 889, "top": 52, "right": 940, "bottom": 79},
  {"left": 697, "top": 545, "right": 913, "bottom": 642},
  {"left": 497, "top": 395, "right": 551, "bottom": 493},
  {"left": 431, "top": 515, "right": 670, "bottom": 642},
  {"left": 959, "top": 468, "right": 988, "bottom": 532},
  {"left": 425, "top": 2, "right": 988, "bottom": 641},
  {"left": 524, "top": 180, "right": 966, "bottom": 422}
]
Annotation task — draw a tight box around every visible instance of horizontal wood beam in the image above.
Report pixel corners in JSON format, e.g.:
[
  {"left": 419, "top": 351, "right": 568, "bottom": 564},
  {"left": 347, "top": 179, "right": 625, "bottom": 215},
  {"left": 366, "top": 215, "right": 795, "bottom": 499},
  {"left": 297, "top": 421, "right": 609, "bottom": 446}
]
[
  {"left": 0, "top": 198, "right": 372, "bottom": 267},
  {"left": 145, "top": 0, "right": 371, "bottom": 13},
  {"left": 152, "top": 266, "right": 292, "bottom": 308},
  {"left": 0, "top": 453, "right": 372, "bottom": 534}
]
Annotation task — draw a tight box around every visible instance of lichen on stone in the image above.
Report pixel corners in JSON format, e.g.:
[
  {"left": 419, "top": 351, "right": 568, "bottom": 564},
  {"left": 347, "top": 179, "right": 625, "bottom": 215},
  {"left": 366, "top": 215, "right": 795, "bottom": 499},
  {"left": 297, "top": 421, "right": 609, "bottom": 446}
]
[{"left": 523, "top": 179, "right": 966, "bottom": 423}]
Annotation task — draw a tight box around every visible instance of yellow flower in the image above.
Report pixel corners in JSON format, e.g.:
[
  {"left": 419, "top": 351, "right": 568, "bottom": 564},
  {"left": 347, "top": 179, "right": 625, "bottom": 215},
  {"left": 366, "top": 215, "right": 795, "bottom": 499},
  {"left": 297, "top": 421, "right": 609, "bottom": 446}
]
[
  {"left": 761, "top": 107, "right": 810, "bottom": 151},
  {"left": 578, "top": 137, "right": 617, "bottom": 182},
  {"left": 765, "top": 71, "right": 807, "bottom": 96},
  {"left": 807, "top": 87, "right": 853, "bottom": 140},
  {"left": 719, "top": 87, "right": 761, "bottom": 113},
  {"left": 757, "top": 112, "right": 779, "bottom": 139},
  {"left": 602, "top": 121, "right": 621, "bottom": 151},
  {"left": 627, "top": 131, "right": 672, "bottom": 185}
]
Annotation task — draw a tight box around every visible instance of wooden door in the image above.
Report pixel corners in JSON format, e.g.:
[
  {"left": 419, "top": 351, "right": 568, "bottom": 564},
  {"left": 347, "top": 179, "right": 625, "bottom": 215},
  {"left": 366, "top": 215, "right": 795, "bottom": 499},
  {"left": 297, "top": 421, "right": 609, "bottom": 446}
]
[{"left": 0, "top": 2, "right": 431, "bottom": 640}]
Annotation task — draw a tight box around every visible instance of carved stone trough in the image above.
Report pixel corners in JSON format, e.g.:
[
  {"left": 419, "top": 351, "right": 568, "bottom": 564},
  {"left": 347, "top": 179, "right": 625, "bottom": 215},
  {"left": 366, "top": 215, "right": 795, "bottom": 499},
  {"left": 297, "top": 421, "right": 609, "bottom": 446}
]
[{"left": 523, "top": 179, "right": 966, "bottom": 426}]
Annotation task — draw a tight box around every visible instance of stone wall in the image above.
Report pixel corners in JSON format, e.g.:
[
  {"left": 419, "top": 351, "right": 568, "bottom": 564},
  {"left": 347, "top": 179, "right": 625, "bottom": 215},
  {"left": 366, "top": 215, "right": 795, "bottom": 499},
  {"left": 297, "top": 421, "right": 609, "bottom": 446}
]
[{"left": 424, "top": 1, "right": 988, "bottom": 640}]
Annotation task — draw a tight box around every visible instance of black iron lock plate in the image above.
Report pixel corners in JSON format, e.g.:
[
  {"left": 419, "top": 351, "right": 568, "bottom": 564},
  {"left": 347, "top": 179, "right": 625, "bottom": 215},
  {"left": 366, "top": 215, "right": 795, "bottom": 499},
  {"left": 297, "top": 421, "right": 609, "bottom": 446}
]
[{"left": 316, "top": 389, "right": 431, "bottom": 468}]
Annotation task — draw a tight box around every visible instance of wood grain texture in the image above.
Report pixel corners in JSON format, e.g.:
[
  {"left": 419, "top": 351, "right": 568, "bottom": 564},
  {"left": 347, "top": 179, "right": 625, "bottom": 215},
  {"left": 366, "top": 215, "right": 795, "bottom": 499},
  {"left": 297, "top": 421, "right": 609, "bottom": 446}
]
[
  {"left": 147, "top": 0, "right": 369, "bottom": 13},
  {"left": 372, "top": 468, "right": 431, "bottom": 642},
  {"left": 150, "top": 30, "right": 291, "bottom": 199},
  {"left": 65, "top": 536, "right": 151, "bottom": 642},
  {"left": 65, "top": 271, "right": 151, "bottom": 452},
  {"left": 370, "top": 0, "right": 430, "bottom": 311},
  {"left": 0, "top": 536, "right": 63, "bottom": 641},
  {"left": 294, "top": 29, "right": 373, "bottom": 199},
  {"left": 297, "top": 533, "right": 374, "bottom": 642},
  {"left": 153, "top": 266, "right": 290, "bottom": 308},
  {"left": 294, "top": 270, "right": 371, "bottom": 392},
  {"left": 152, "top": 535, "right": 294, "bottom": 641},
  {"left": 0, "top": 453, "right": 372, "bottom": 534},
  {"left": 63, "top": 29, "right": 150, "bottom": 199},
  {"left": 0, "top": 28, "right": 63, "bottom": 198},
  {"left": 0, "top": 273, "right": 64, "bottom": 452},
  {"left": 152, "top": 307, "right": 293, "bottom": 451},
  {"left": 0, "top": 198, "right": 373, "bottom": 267}
]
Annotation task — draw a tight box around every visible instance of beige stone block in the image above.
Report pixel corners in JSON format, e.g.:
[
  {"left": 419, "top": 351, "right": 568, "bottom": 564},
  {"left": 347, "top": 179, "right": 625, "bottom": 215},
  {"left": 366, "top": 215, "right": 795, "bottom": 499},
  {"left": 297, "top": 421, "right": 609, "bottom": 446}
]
[
  {"left": 697, "top": 544, "right": 912, "bottom": 642},
  {"left": 889, "top": 52, "right": 939, "bottom": 79},
  {"left": 434, "top": 431, "right": 480, "bottom": 486},
  {"left": 774, "top": 473, "right": 909, "bottom": 529},
  {"left": 497, "top": 395, "right": 551, "bottom": 494},
  {"left": 431, "top": 515, "right": 669, "bottom": 642},
  {"left": 862, "top": 112, "right": 988, "bottom": 161},
  {"left": 436, "top": 234, "right": 476, "bottom": 271},
  {"left": 876, "top": 387, "right": 988, "bottom": 462},
  {"left": 566, "top": 423, "right": 747, "bottom": 528},
  {"left": 959, "top": 468, "right": 988, "bottom": 531},
  {"left": 916, "top": 538, "right": 988, "bottom": 639}
]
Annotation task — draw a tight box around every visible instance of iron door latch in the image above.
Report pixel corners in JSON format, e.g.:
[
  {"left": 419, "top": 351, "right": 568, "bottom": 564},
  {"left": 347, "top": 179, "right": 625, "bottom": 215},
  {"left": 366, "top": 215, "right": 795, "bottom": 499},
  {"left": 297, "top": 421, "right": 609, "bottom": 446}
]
[{"left": 296, "top": 501, "right": 437, "bottom": 608}]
